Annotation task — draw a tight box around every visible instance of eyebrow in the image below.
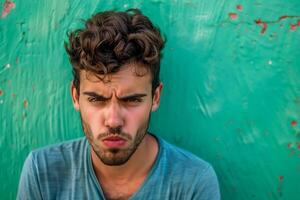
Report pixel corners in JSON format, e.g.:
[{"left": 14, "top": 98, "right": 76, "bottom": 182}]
[
  {"left": 82, "top": 91, "right": 147, "bottom": 100},
  {"left": 119, "top": 93, "right": 147, "bottom": 101},
  {"left": 83, "top": 92, "right": 109, "bottom": 100}
]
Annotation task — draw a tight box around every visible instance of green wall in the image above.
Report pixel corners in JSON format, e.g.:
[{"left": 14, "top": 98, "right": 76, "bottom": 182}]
[{"left": 1, "top": 0, "right": 300, "bottom": 199}]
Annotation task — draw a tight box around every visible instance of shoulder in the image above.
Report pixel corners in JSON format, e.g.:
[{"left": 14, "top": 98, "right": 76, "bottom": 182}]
[
  {"left": 30, "top": 137, "right": 87, "bottom": 161},
  {"left": 155, "top": 136, "right": 220, "bottom": 198},
  {"left": 17, "top": 137, "right": 89, "bottom": 199},
  {"left": 158, "top": 137, "right": 211, "bottom": 171},
  {"left": 27, "top": 137, "right": 88, "bottom": 173}
]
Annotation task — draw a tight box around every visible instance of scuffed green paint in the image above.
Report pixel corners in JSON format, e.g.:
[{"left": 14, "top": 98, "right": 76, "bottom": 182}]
[{"left": 1, "top": 0, "right": 300, "bottom": 199}]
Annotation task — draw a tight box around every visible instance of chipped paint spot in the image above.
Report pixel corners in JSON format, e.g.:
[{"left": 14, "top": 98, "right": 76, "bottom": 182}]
[
  {"left": 0, "top": 90, "right": 3, "bottom": 96},
  {"left": 255, "top": 15, "right": 300, "bottom": 34},
  {"left": 229, "top": 13, "right": 238, "bottom": 20},
  {"left": 279, "top": 176, "right": 284, "bottom": 182},
  {"left": 291, "top": 120, "right": 297, "bottom": 126},
  {"left": 290, "top": 24, "right": 297, "bottom": 30},
  {"left": 255, "top": 19, "right": 268, "bottom": 34},
  {"left": 236, "top": 5, "right": 243, "bottom": 11},
  {"left": 279, "top": 15, "right": 289, "bottom": 20},
  {"left": 289, "top": 20, "right": 300, "bottom": 31},
  {"left": 1, "top": 0, "right": 15, "bottom": 18},
  {"left": 23, "top": 100, "right": 28, "bottom": 108}
]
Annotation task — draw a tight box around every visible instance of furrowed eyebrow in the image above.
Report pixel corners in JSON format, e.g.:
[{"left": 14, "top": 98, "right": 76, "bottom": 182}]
[
  {"left": 82, "top": 92, "right": 147, "bottom": 100},
  {"left": 118, "top": 94, "right": 147, "bottom": 100},
  {"left": 83, "top": 92, "right": 110, "bottom": 100}
]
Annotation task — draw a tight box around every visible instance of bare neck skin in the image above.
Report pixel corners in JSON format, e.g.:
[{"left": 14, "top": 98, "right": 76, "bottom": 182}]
[{"left": 91, "top": 134, "right": 158, "bottom": 198}]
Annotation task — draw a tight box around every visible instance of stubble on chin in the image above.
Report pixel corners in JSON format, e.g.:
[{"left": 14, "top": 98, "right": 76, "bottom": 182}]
[{"left": 79, "top": 113, "right": 151, "bottom": 166}]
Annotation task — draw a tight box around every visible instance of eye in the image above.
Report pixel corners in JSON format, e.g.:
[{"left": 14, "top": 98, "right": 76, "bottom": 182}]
[
  {"left": 88, "top": 97, "right": 105, "bottom": 103},
  {"left": 87, "top": 97, "right": 96, "bottom": 102},
  {"left": 123, "top": 98, "right": 142, "bottom": 103}
]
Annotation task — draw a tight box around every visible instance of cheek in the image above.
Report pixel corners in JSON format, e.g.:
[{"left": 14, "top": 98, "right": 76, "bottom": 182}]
[
  {"left": 79, "top": 103, "right": 103, "bottom": 133},
  {"left": 125, "top": 105, "right": 151, "bottom": 130}
]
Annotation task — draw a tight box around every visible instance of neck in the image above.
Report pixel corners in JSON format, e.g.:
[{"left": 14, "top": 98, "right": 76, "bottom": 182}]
[{"left": 91, "top": 134, "right": 158, "bottom": 183}]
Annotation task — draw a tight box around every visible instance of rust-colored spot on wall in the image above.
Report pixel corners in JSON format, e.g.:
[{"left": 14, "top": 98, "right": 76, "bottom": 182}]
[
  {"left": 290, "top": 24, "right": 297, "bottom": 30},
  {"left": 0, "top": 90, "right": 3, "bottom": 96},
  {"left": 279, "top": 176, "right": 284, "bottom": 182},
  {"left": 229, "top": 13, "right": 238, "bottom": 20},
  {"left": 290, "top": 21, "right": 300, "bottom": 31},
  {"left": 1, "top": 0, "right": 15, "bottom": 18},
  {"left": 255, "top": 15, "right": 300, "bottom": 34},
  {"left": 255, "top": 19, "right": 268, "bottom": 34},
  {"left": 236, "top": 5, "right": 243, "bottom": 11},
  {"left": 291, "top": 120, "right": 297, "bottom": 126},
  {"left": 23, "top": 100, "right": 28, "bottom": 108}
]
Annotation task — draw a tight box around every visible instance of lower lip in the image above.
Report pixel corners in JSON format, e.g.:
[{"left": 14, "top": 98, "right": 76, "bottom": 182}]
[{"left": 103, "top": 139, "right": 126, "bottom": 148}]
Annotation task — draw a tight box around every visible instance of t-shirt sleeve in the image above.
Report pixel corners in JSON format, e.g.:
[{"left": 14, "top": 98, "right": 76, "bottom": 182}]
[
  {"left": 192, "top": 165, "right": 221, "bottom": 200},
  {"left": 17, "top": 152, "right": 43, "bottom": 200}
]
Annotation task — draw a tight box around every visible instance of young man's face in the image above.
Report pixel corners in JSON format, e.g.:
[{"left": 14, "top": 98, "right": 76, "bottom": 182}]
[{"left": 71, "top": 63, "right": 162, "bottom": 166}]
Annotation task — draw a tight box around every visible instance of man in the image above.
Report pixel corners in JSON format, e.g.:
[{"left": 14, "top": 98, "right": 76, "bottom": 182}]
[{"left": 17, "top": 9, "right": 220, "bottom": 200}]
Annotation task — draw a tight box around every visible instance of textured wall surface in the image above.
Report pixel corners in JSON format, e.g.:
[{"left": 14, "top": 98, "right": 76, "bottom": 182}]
[{"left": 1, "top": 0, "right": 300, "bottom": 199}]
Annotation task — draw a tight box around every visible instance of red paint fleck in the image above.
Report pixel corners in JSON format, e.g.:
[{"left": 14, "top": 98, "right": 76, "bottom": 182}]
[
  {"left": 291, "top": 120, "right": 297, "bottom": 126},
  {"left": 23, "top": 100, "right": 28, "bottom": 108},
  {"left": 290, "top": 24, "right": 297, "bottom": 31},
  {"left": 279, "top": 176, "right": 284, "bottom": 182},
  {"left": 255, "top": 19, "right": 268, "bottom": 34},
  {"left": 279, "top": 15, "right": 288, "bottom": 21},
  {"left": 1, "top": 0, "right": 16, "bottom": 18},
  {"left": 290, "top": 20, "right": 300, "bottom": 31},
  {"left": 0, "top": 90, "right": 3, "bottom": 96},
  {"left": 236, "top": 5, "right": 243, "bottom": 11},
  {"left": 229, "top": 13, "right": 238, "bottom": 20},
  {"left": 297, "top": 145, "right": 300, "bottom": 151}
]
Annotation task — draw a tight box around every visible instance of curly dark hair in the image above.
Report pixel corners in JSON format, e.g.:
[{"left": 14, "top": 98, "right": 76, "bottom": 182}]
[{"left": 65, "top": 9, "right": 165, "bottom": 95}]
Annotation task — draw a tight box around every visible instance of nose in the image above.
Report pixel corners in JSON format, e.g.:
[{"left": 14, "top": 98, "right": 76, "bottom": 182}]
[{"left": 104, "top": 102, "right": 124, "bottom": 129}]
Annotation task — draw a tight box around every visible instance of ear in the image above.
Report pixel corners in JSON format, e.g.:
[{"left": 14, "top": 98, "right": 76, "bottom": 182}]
[
  {"left": 71, "top": 81, "right": 80, "bottom": 111},
  {"left": 151, "top": 82, "right": 163, "bottom": 112}
]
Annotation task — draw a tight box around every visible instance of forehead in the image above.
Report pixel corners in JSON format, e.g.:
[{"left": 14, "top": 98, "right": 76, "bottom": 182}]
[{"left": 79, "top": 63, "right": 152, "bottom": 94}]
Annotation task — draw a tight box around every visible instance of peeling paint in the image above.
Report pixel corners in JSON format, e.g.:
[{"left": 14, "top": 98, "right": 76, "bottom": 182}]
[
  {"left": 255, "top": 19, "right": 268, "bottom": 34},
  {"left": 228, "top": 13, "right": 238, "bottom": 20},
  {"left": 236, "top": 5, "right": 243, "bottom": 11},
  {"left": 23, "top": 100, "right": 28, "bottom": 109},
  {"left": 255, "top": 15, "right": 300, "bottom": 34},
  {"left": 1, "top": 0, "right": 15, "bottom": 18},
  {"left": 291, "top": 120, "right": 297, "bottom": 127}
]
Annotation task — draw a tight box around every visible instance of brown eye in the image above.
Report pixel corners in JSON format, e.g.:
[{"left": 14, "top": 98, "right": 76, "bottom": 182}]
[
  {"left": 123, "top": 98, "right": 142, "bottom": 103},
  {"left": 88, "top": 97, "right": 105, "bottom": 103},
  {"left": 88, "top": 97, "right": 96, "bottom": 102}
]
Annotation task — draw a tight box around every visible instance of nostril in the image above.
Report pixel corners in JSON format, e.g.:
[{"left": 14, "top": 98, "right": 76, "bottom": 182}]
[{"left": 108, "top": 126, "right": 122, "bottom": 134}]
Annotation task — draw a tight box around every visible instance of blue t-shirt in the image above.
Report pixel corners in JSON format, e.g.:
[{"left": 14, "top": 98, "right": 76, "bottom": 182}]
[{"left": 17, "top": 135, "right": 220, "bottom": 199}]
